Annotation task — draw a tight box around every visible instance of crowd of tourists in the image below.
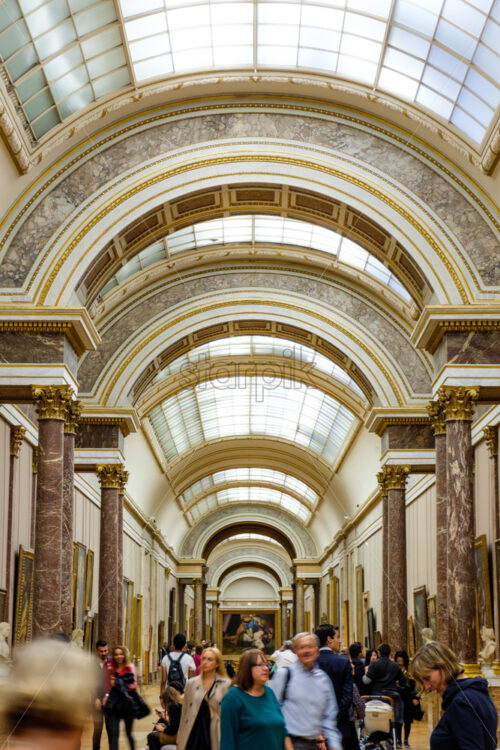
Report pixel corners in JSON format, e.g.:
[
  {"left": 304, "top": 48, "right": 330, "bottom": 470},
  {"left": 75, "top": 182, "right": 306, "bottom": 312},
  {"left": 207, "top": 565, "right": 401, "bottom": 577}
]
[{"left": 0, "top": 627, "right": 497, "bottom": 750}]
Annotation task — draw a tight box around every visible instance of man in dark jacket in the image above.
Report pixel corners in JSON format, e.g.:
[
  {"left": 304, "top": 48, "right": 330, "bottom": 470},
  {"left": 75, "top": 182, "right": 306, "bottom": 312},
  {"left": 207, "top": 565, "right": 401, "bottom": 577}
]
[
  {"left": 315, "top": 624, "right": 354, "bottom": 750},
  {"left": 363, "top": 642, "right": 404, "bottom": 744}
]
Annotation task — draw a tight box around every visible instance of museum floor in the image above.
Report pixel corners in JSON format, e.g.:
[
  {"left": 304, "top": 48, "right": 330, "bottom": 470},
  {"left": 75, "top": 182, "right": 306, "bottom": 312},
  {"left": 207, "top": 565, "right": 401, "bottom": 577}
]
[{"left": 80, "top": 681, "right": 435, "bottom": 750}]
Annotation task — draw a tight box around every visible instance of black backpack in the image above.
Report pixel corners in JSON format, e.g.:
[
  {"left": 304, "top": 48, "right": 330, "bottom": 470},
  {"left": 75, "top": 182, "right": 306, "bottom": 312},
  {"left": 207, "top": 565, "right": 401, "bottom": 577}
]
[{"left": 166, "top": 652, "right": 186, "bottom": 688}]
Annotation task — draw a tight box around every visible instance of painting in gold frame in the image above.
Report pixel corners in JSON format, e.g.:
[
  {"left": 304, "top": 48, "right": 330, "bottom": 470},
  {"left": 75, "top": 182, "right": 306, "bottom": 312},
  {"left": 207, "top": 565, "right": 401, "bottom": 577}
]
[
  {"left": 427, "top": 595, "right": 436, "bottom": 638},
  {"left": 72, "top": 542, "right": 87, "bottom": 630},
  {"left": 132, "top": 594, "right": 143, "bottom": 660},
  {"left": 219, "top": 610, "right": 278, "bottom": 658},
  {"left": 407, "top": 615, "right": 416, "bottom": 657},
  {"left": 84, "top": 615, "right": 93, "bottom": 651},
  {"left": 14, "top": 545, "right": 34, "bottom": 644},
  {"left": 123, "top": 579, "right": 134, "bottom": 651},
  {"left": 474, "top": 534, "right": 493, "bottom": 629},
  {"left": 85, "top": 549, "right": 94, "bottom": 612},
  {"left": 343, "top": 600, "right": 350, "bottom": 645},
  {"left": 355, "top": 565, "right": 364, "bottom": 641},
  {"left": 413, "top": 586, "right": 428, "bottom": 648},
  {"left": 331, "top": 575, "right": 339, "bottom": 625}
]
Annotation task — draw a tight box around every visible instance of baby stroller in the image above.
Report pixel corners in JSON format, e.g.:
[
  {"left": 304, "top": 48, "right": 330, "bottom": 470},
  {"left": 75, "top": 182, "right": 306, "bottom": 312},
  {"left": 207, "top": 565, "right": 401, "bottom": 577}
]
[{"left": 359, "top": 695, "right": 397, "bottom": 750}]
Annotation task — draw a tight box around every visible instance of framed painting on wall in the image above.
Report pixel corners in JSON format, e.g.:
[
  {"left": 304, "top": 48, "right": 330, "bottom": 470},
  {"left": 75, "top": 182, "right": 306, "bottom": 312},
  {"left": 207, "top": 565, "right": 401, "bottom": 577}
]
[
  {"left": 413, "top": 586, "right": 428, "bottom": 648},
  {"left": 123, "top": 579, "right": 134, "bottom": 651},
  {"left": 14, "top": 546, "right": 34, "bottom": 644},
  {"left": 407, "top": 616, "right": 416, "bottom": 657},
  {"left": 427, "top": 595, "right": 436, "bottom": 639},
  {"left": 343, "top": 600, "right": 350, "bottom": 646},
  {"left": 84, "top": 615, "right": 93, "bottom": 650},
  {"left": 85, "top": 549, "right": 94, "bottom": 612},
  {"left": 72, "top": 542, "right": 87, "bottom": 630},
  {"left": 474, "top": 535, "right": 493, "bottom": 629},
  {"left": 331, "top": 575, "right": 339, "bottom": 625},
  {"left": 219, "top": 611, "right": 277, "bottom": 657},
  {"left": 355, "top": 565, "right": 364, "bottom": 642},
  {"left": 366, "top": 607, "right": 375, "bottom": 649},
  {"left": 132, "top": 594, "right": 143, "bottom": 661},
  {"left": 0, "top": 588, "right": 6, "bottom": 621}
]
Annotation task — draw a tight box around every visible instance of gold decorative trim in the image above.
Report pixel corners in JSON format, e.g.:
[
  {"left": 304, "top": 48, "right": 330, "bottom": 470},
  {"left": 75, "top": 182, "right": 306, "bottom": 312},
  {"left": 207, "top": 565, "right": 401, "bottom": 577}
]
[
  {"left": 437, "top": 385, "right": 479, "bottom": 422},
  {"left": 377, "top": 470, "right": 389, "bottom": 495},
  {"left": 32, "top": 446, "right": 38, "bottom": 473},
  {"left": 96, "top": 463, "right": 125, "bottom": 489},
  {"left": 117, "top": 467, "right": 129, "bottom": 494},
  {"left": 79, "top": 416, "right": 133, "bottom": 437},
  {"left": 10, "top": 425, "right": 26, "bottom": 456},
  {"left": 0, "top": 318, "right": 96, "bottom": 357},
  {"left": 483, "top": 426, "right": 498, "bottom": 457},
  {"left": 427, "top": 401, "right": 446, "bottom": 435},
  {"left": 32, "top": 385, "right": 74, "bottom": 421},
  {"left": 462, "top": 663, "right": 481, "bottom": 677},
  {"left": 379, "top": 465, "right": 410, "bottom": 490},
  {"left": 64, "top": 400, "right": 82, "bottom": 434}
]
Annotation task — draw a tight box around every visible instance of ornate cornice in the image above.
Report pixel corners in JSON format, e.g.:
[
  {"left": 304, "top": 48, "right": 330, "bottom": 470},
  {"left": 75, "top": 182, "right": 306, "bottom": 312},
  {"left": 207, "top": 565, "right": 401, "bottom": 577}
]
[
  {"left": 412, "top": 305, "right": 500, "bottom": 353},
  {"left": 0, "top": 308, "right": 100, "bottom": 356},
  {"left": 64, "top": 400, "right": 82, "bottom": 434},
  {"left": 10, "top": 425, "right": 26, "bottom": 456},
  {"left": 437, "top": 385, "right": 479, "bottom": 422},
  {"left": 32, "top": 385, "right": 74, "bottom": 421},
  {"left": 427, "top": 400, "right": 446, "bottom": 436},
  {"left": 380, "top": 465, "right": 410, "bottom": 490},
  {"left": 483, "top": 426, "right": 498, "bottom": 457},
  {"left": 96, "top": 463, "right": 125, "bottom": 489}
]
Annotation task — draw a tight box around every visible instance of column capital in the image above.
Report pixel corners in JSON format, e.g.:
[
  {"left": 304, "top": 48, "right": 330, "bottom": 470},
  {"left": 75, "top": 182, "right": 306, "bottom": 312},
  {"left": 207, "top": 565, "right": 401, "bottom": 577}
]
[
  {"left": 295, "top": 578, "right": 305, "bottom": 586},
  {"left": 427, "top": 400, "right": 446, "bottom": 435},
  {"left": 380, "top": 465, "right": 410, "bottom": 490},
  {"left": 64, "top": 400, "right": 82, "bottom": 434},
  {"left": 10, "top": 425, "right": 26, "bottom": 456},
  {"left": 117, "top": 466, "right": 129, "bottom": 494},
  {"left": 437, "top": 386, "right": 479, "bottom": 421},
  {"left": 193, "top": 577, "right": 203, "bottom": 586},
  {"left": 483, "top": 426, "right": 498, "bottom": 457},
  {"left": 96, "top": 464, "right": 125, "bottom": 489},
  {"left": 32, "top": 385, "right": 74, "bottom": 420},
  {"left": 377, "top": 470, "right": 389, "bottom": 495}
]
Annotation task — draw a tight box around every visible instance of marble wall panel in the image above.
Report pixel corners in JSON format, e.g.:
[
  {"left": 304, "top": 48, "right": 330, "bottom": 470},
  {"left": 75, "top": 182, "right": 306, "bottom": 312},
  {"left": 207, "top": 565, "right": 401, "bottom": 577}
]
[
  {"left": 1, "top": 108, "right": 498, "bottom": 288},
  {"left": 77, "top": 269, "right": 431, "bottom": 395},
  {"left": 0, "top": 332, "right": 69, "bottom": 365},
  {"left": 75, "top": 423, "right": 123, "bottom": 450},
  {"left": 441, "top": 331, "right": 500, "bottom": 366},
  {"left": 381, "top": 423, "right": 435, "bottom": 452}
]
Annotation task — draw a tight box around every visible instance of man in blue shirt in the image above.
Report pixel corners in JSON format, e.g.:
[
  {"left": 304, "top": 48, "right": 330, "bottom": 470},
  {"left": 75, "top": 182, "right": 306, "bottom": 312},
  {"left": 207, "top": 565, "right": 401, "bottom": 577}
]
[{"left": 271, "top": 632, "right": 342, "bottom": 750}]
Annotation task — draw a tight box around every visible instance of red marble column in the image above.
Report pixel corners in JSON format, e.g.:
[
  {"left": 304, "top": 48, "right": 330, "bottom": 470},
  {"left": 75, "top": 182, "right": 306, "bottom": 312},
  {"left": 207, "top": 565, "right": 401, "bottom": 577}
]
[
  {"left": 194, "top": 577, "right": 204, "bottom": 643},
  {"left": 32, "top": 385, "right": 73, "bottom": 636},
  {"left": 61, "top": 401, "right": 81, "bottom": 634},
  {"left": 116, "top": 468, "right": 128, "bottom": 644},
  {"left": 383, "top": 465, "right": 410, "bottom": 651},
  {"left": 483, "top": 426, "right": 499, "bottom": 671},
  {"left": 31, "top": 448, "right": 38, "bottom": 549},
  {"left": 97, "top": 464, "right": 123, "bottom": 646},
  {"left": 295, "top": 578, "right": 305, "bottom": 633},
  {"left": 428, "top": 401, "right": 448, "bottom": 644},
  {"left": 438, "top": 386, "right": 478, "bottom": 669},
  {"left": 6, "top": 426, "right": 26, "bottom": 624},
  {"left": 377, "top": 472, "right": 389, "bottom": 642}
]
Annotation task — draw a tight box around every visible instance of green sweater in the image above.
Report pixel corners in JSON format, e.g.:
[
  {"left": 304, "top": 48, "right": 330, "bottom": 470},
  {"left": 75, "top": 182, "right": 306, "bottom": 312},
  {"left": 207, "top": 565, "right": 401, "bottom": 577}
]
[{"left": 220, "top": 685, "right": 287, "bottom": 750}]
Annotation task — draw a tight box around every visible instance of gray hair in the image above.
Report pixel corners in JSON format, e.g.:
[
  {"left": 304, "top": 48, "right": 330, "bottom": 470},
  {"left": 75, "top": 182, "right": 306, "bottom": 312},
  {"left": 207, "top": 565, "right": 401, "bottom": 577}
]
[
  {"left": 283, "top": 640, "right": 293, "bottom": 650},
  {"left": 292, "top": 632, "right": 320, "bottom": 651}
]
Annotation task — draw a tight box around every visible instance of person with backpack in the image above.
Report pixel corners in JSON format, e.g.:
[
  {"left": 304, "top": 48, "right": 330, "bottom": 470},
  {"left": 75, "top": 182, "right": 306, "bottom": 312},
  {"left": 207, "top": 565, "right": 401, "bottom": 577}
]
[{"left": 160, "top": 634, "right": 195, "bottom": 696}]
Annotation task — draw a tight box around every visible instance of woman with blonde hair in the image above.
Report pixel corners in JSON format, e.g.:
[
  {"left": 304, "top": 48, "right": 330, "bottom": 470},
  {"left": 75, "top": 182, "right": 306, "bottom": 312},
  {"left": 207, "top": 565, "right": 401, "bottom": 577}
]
[
  {"left": 411, "top": 641, "right": 497, "bottom": 750},
  {"left": 176, "top": 646, "right": 231, "bottom": 750},
  {"left": 104, "top": 644, "right": 139, "bottom": 750}
]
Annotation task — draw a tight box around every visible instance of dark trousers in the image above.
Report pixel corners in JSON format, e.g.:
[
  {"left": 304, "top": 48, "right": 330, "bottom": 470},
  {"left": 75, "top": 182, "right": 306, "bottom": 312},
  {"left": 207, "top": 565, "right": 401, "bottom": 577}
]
[
  {"left": 105, "top": 711, "right": 135, "bottom": 750},
  {"left": 147, "top": 730, "right": 177, "bottom": 750},
  {"left": 92, "top": 708, "right": 104, "bottom": 750}
]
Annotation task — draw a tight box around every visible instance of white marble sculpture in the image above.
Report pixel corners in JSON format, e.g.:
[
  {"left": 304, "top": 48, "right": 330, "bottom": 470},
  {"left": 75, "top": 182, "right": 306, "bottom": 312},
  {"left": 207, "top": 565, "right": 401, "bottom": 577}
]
[
  {"left": 71, "top": 627, "right": 84, "bottom": 649},
  {"left": 479, "top": 626, "right": 496, "bottom": 671},
  {"left": 0, "top": 622, "right": 11, "bottom": 662},
  {"left": 421, "top": 627, "right": 434, "bottom": 644}
]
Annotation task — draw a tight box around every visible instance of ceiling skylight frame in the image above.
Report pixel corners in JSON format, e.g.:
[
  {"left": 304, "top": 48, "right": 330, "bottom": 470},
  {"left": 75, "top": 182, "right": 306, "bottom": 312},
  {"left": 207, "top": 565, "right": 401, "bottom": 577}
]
[{"left": 186, "top": 486, "right": 312, "bottom": 523}]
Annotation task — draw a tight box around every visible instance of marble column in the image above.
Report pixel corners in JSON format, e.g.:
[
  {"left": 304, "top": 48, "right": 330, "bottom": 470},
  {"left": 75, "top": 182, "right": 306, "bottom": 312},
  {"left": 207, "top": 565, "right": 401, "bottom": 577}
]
[
  {"left": 438, "top": 386, "right": 479, "bottom": 670},
  {"left": 428, "top": 400, "right": 448, "bottom": 644},
  {"left": 377, "top": 472, "right": 389, "bottom": 642},
  {"left": 116, "top": 468, "right": 129, "bottom": 644},
  {"left": 483, "top": 426, "right": 500, "bottom": 672},
  {"left": 295, "top": 578, "right": 305, "bottom": 633},
  {"left": 193, "top": 578, "right": 204, "bottom": 643},
  {"left": 97, "top": 464, "right": 123, "bottom": 646},
  {"left": 383, "top": 465, "right": 410, "bottom": 651},
  {"left": 31, "top": 447, "right": 38, "bottom": 548},
  {"left": 61, "top": 401, "right": 81, "bottom": 635},
  {"left": 6, "top": 426, "right": 26, "bottom": 622},
  {"left": 32, "top": 385, "right": 73, "bottom": 636}
]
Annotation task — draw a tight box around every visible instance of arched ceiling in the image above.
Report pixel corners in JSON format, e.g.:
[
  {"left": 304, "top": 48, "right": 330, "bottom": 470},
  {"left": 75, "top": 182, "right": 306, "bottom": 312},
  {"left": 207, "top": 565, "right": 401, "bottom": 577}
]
[{"left": 202, "top": 522, "right": 297, "bottom": 559}]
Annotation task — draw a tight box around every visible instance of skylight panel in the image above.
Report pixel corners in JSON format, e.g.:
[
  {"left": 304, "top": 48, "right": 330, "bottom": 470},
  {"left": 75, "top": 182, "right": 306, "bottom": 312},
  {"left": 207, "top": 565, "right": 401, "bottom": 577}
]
[
  {"left": 393, "top": 0, "right": 441, "bottom": 36},
  {"left": 125, "top": 13, "right": 166, "bottom": 41},
  {"left": 379, "top": 68, "right": 419, "bottom": 100},
  {"left": 435, "top": 18, "right": 478, "bottom": 59},
  {"left": 451, "top": 109, "right": 486, "bottom": 141},
  {"left": 417, "top": 85, "right": 454, "bottom": 119},
  {"left": 441, "top": 0, "right": 486, "bottom": 36}
]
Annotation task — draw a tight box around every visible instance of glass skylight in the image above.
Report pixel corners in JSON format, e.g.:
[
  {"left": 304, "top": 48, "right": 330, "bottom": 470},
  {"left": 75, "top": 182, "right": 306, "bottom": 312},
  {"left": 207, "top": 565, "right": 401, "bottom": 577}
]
[
  {"left": 0, "top": 0, "right": 130, "bottom": 139},
  {"left": 1, "top": 2, "right": 498, "bottom": 143},
  {"left": 151, "top": 335, "right": 364, "bottom": 397},
  {"left": 180, "top": 467, "right": 319, "bottom": 508},
  {"left": 100, "top": 215, "right": 411, "bottom": 302},
  {"left": 149, "top": 375, "right": 356, "bottom": 464},
  {"left": 186, "top": 486, "right": 312, "bottom": 523},
  {"left": 218, "top": 533, "right": 282, "bottom": 546}
]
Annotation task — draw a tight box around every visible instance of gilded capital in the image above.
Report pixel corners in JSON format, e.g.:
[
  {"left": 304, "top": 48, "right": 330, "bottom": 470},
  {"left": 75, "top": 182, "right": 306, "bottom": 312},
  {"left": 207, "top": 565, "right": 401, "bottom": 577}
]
[
  {"left": 295, "top": 578, "right": 305, "bottom": 586},
  {"left": 437, "top": 386, "right": 479, "bottom": 422},
  {"left": 32, "top": 385, "right": 74, "bottom": 421},
  {"left": 64, "top": 400, "right": 82, "bottom": 434},
  {"left": 380, "top": 465, "right": 410, "bottom": 490},
  {"left": 483, "top": 426, "right": 498, "bottom": 457},
  {"left": 96, "top": 464, "right": 124, "bottom": 489},
  {"left": 117, "top": 466, "right": 129, "bottom": 494},
  {"left": 10, "top": 425, "right": 26, "bottom": 456},
  {"left": 427, "top": 400, "right": 446, "bottom": 435},
  {"left": 377, "top": 470, "right": 389, "bottom": 495},
  {"left": 194, "top": 577, "right": 203, "bottom": 587}
]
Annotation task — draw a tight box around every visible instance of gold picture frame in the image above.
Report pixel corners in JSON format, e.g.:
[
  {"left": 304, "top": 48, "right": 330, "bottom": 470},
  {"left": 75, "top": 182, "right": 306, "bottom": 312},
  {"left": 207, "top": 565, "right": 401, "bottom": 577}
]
[
  {"left": 407, "top": 615, "right": 416, "bottom": 657},
  {"left": 355, "top": 565, "right": 364, "bottom": 641},
  {"left": 343, "top": 600, "right": 350, "bottom": 646},
  {"left": 219, "top": 610, "right": 279, "bottom": 659},
  {"left": 14, "top": 546, "right": 34, "bottom": 644},
  {"left": 84, "top": 615, "right": 93, "bottom": 651},
  {"left": 331, "top": 575, "right": 339, "bottom": 625},
  {"left": 72, "top": 542, "right": 87, "bottom": 630},
  {"left": 132, "top": 594, "right": 143, "bottom": 660},
  {"left": 85, "top": 549, "right": 94, "bottom": 612},
  {"left": 123, "top": 579, "right": 134, "bottom": 651},
  {"left": 413, "top": 586, "right": 428, "bottom": 648},
  {"left": 427, "top": 595, "right": 436, "bottom": 638},
  {"left": 474, "top": 534, "right": 493, "bottom": 629}
]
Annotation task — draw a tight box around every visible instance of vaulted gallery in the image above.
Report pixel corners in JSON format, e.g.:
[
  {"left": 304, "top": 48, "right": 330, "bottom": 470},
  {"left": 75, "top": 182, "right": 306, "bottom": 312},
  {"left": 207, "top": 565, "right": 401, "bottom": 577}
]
[{"left": 0, "top": 0, "right": 499, "bottom": 700}]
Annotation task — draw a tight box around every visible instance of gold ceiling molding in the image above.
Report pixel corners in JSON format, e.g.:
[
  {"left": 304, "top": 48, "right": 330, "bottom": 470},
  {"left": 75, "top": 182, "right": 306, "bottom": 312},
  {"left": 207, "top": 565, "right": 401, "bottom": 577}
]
[
  {"left": 33, "top": 153, "right": 472, "bottom": 306},
  {"left": 98, "top": 298, "right": 406, "bottom": 407},
  {"left": 0, "top": 306, "right": 100, "bottom": 356}
]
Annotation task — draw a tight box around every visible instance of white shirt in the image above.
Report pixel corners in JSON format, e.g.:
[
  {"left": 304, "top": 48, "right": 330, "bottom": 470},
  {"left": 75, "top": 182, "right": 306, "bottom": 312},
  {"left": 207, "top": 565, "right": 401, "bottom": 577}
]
[
  {"left": 161, "top": 650, "right": 196, "bottom": 680},
  {"left": 274, "top": 649, "right": 298, "bottom": 668}
]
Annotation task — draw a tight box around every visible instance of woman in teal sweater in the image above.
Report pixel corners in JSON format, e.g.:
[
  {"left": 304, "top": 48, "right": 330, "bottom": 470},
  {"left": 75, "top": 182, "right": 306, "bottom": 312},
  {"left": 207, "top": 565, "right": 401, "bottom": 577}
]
[{"left": 220, "top": 649, "right": 293, "bottom": 750}]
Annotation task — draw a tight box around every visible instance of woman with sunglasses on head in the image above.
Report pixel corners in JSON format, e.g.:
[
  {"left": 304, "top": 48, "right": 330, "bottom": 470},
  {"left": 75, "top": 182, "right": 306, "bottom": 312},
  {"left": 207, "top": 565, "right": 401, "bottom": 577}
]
[
  {"left": 411, "top": 641, "right": 497, "bottom": 750},
  {"left": 220, "top": 648, "right": 293, "bottom": 750}
]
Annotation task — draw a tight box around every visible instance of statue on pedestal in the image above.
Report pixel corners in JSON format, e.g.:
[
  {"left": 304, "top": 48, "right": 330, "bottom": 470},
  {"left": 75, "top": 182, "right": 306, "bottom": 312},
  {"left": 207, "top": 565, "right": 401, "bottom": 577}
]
[{"left": 479, "top": 626, "right": 496, "bottom": 673}]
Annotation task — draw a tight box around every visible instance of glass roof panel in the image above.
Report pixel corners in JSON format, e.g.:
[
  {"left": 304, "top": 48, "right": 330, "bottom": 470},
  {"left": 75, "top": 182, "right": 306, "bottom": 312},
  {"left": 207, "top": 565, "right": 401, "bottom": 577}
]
[
  {"left": 1, "top": 0, "right": 498, "bottom": 142},
  {"left": 221, "top": 533, "right": 282, "bottom": 545},
  {"left": 149, "top": 376, "right": 356, "bottom": 463},
  {"left": 188, "top": 486, "right": 312, "bottom": 522}
]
